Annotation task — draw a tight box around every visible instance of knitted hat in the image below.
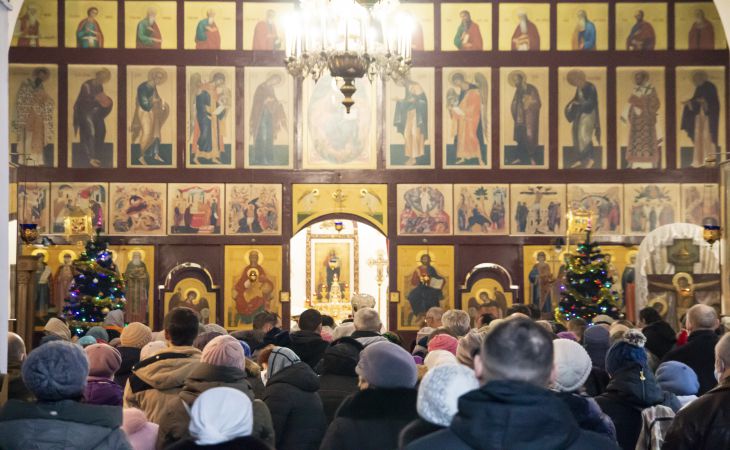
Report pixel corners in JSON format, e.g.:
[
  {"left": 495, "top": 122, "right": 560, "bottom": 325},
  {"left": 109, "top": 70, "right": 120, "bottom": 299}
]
[
  {"left": 456, "top": 331, "right": 485, "bottom": 368},
  {"left": 417, "top": 365, "right": 479, "bottom": 427},
  {"left": 85, "top": 343, "right": 122, "bottom": 378},
  {"left": 583, "top": 325, "right": 610, "bottom": 369},
  {"left": 428, "top": 334, "right": 458, "bottom": 355},
  {"left": 86, "top": 326, "right": 109, "bottom": 343},
  {"left": 656, "top": 361, "right": 700, "bottom": 396},
  {"left": 553, "top": 339, "right": 593, "bottom": 392},
  {"left": 140, "top": 341, "right": 168, "bottom": 360},
  {"left": 356, "top": 341, "right": 418, "bottom": 388},
  {"left": 204, "top": 323, "right": 228, "bottom": 335},
  {"left": 104, "top": 309, "right": 125, "bottom": 328},
  {"left": 121, "top": 322, "right": 152, "bottom": 349},
  {"left": 193, "top": 331, "right": 224, "bottom": 351},
  {"left": 592, "top": 314, "right": 616, "bottom": 326},
  {"left": 556, "top": 331, "right": 578, "bottom": 342},
  {"left": 44, "top": 317, "right": 71, "bottom": 341},
  {"left": 266, "top": 347, "right": 301, "bottom": 381},
  {"left": 78, "top": 335, "right": 97, "bottom": 348},
  {"left": 122, "top": 408, "right": 159, "bottom": 450},
  {"left": 239, "top": 340, "right": 252, "bottom": 358},
  {"left": 202, "top": 335, "right": 246, "bottom": 370},
  {"left": 605, "top": 329, "right": 648, "bottom": 376},
  {"left": 424, "top": 350, "right": 458, "bottom": 369},
  {"left": 22, "top": 341, "right": 88, "bottom": 401}
]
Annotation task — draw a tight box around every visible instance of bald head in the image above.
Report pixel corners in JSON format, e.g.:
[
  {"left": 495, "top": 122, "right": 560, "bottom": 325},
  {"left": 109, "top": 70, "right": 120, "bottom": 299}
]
[
  {"left": 715, "top": 333, "right": 730, "bottom": 383},
  {"left": 8, "top": 332, "right": 26, "bottom": 364},
  {"left": 686, "top": 304, "right": 719, "bottom": 333}
]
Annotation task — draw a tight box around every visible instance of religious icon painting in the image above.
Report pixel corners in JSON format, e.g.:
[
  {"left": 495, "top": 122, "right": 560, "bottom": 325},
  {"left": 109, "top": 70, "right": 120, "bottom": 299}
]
[
  {"left": 64, "top": 1, "right": 118, "bottom": 48},
  {"left": 521, "top": 245, "right": 569, "bottom": 316},
  {"left": 127, "top": 66, "right": 177, "bottom": 168},
  {"left": 557, "top": 67, "right": 607, "bottom": 169},
  {"left": 244, "top": 67, "right": 294, "bottom": 168},
  {"left": 67, "top": 65, "right": 118, "bottom": 168},
  {"left": 302, "top": 74, "right": 377, "bottom": 169},
  {"left": 185, "top": 66, "right": 236, "bottom": 169},
  {"left": 385, "top": 68, "right": 435, "bottom": 169},
  {"left": 397, "top": 245, "right": 454, "bottom": 330},
  {"left": 168, "top": 184, "right": 224, "bottom": 235},
  {"left": 681, "top": 183, "right": 720, "bottom": 227},
  {"left": 114, "top": 245, "right": 155, "bottom": 324},
  {"left": 242, "top": 2, "right": 294, "bottom": 51},
  {"left": 675, "top": 2, "right": 727, "bottom": 50},
  {"left": 615, "top": 3, "right": 668, "bottom": 51},
  {"left": 12, "top": 1, "right": 58, "bottom": 47},
  {"left": 498, "top": 3, "right": 550, "bottom": 51},
  {"left": 454, "top": 184, "right": 509, "bottom": 235},
  {"left": 442, "top": 67, "right": 491, "bottom": 169},
  {"left": 163, "top": 277, "right": 217, "bottom": 324},
  {"left": 124, "top": 1, "right": 178, "bottom": 50},
  {"left": 509, "top": 184, "right": 566, "bottom": 236},
  {"left": 462, "top": 277, "right": 513, "bottom": 325},
  {"left": 50, "top": 182, "right": 108, "bottom": 234},
  {"left": 623, "top": 184, "right": 680, "bottom": 236},
  {"left": 555, "top": 3, "right": 608, "bottom": 51},
  {"left": 675, "top": 66, "right": 726, "bottom": 169},
  {"left": 500, "top": 67, "right": 549, "bottom": 169},
  {"left": 566, "top": 184, "right": 623, "bottom": 236},
  {"left": 440, "top": 3, "right": 491, "bottom": 52},
  {"left": 401, "top": 2, "right": 435, "bottom": 51},
  {"left": 184, "top": 1, "right": 237, "bottom": 50},
  {"left": 224, "top": 246, "right": 283, "bottom": 331},
  {"left": 17, "top": 182, "right": 51, "bottom": 234},
  {"left": 225, "top": 184, "right": 282, "bottom": 235},
  {"left": 616, "top": 67, "right": 666, "bottom": 169},
  {"left": 9, "top": 64, "right": 58, "bottom": 167},
  {"left": 109, "top": 183, "right": 166, "bottom": 236},
  {"left": 397, "top": 184, "right": 453, "bottom": 236}
]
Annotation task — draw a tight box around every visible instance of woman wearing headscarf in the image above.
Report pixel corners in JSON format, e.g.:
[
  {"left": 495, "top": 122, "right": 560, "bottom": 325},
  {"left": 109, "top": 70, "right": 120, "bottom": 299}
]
[
  {"left": 43, "top": 317, "right": 72, "bottom": 341},
  {"left": 116, "top": 322, "right": 152, "bottom": 388},
  {"left": 258, "top": 345, "right": 326, "bottom": 450},
  {"left": 104, "top": 310, "right": 126, "bottom": 340}
]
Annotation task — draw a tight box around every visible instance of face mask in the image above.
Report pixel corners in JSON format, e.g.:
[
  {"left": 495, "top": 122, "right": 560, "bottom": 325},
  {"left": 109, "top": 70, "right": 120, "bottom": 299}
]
[{"left": 260, "top": 369, "right": 268, "bottom": 386}]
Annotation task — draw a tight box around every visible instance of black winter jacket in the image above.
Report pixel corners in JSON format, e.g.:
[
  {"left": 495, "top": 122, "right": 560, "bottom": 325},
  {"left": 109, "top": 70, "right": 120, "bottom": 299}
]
[
  {"left": 284, "top": 330, "right": 329, "bottom": 368},
  {"left": 662, "top": 380, "right": 730, "bottom": 450},
  {"left": 399, "top": 418, "right": 443, "bottom": 449},
  {"left": 642, "top": 320, "right": 676, "bottom": 359},
  {"left": 318, "top": 374, "right": 359, "bottom": 424},
  {"left": 661, "top": 329, "right": 719, "bottom": 395},
  {"left": 114, "top": 346, "right": 141, "bottom": 388}
]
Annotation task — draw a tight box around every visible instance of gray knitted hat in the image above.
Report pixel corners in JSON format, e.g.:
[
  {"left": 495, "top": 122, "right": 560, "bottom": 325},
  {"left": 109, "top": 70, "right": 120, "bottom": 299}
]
[
  {"left": 356, "top": 341, "right": 417, "bottom": 388},
  {"left": 22, "top": 340, "right": 88, "bottom": 401}
]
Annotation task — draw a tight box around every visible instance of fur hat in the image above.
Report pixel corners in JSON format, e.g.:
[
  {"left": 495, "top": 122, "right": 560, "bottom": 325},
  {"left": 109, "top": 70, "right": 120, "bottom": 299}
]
[
  {"left": 356, "top": 341, "right": 417, "bottom": 388},
  {"left": 428, "top": 334, "right": 458, "bottom": 355},
  {"left": 121, "top": 322, "right": 152, "bottom": 349},
  {"left": 417, "top": 364, "right": 479, "bottom": 426},
  {"left": 23, "top": 341, "right": 88, "bottom": 400},
  {"left": 553, "top": 338, "right": 592, "bottom": 392},
  {"left": 44, "top": 317, "right": 71, "bottom": 341},
  {"left": 656, "top": 361, "right": 700, "bottom": 396},
  {"left": 202, "top": 335, "right": 246, "bottom": 370},
  {"left": 85, "top": 343, "right": 122, "bottom": 378},
  {"left": 85, "top": 326, "right": 109, "bottom": 343},
  {"left": 605, "top": 329, "right": 648, "bottom": 376},
  {"left": 424, "top": 349, "right": 458, "bottom": 370}
]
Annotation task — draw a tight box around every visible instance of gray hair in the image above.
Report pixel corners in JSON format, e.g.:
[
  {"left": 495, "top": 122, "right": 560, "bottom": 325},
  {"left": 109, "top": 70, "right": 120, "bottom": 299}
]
[
  {"left": 426, "top": 307, "right": 444, "bottom": 321},
  {"left": 716, "top": 333, "right": 730, "bottom": 367},
  {"left": 8, "top": 332, "right": 26, "bottom": 363},
  {"left": 687, "top": 304, "right": 719, "bottom": 331},
  {"left": 354, "top": 307, "right": 381, "bottom": 332},
  {"left": 442, "top": 310, "right": 471, "bottom": 337}
]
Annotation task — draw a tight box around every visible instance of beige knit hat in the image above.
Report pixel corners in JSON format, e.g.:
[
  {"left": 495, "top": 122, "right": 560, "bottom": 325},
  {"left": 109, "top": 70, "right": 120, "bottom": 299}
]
[
  {"left": 44, "top": 317, "right": 71, "bottom": 341},
  {"left": 120, "top": 322, "right": 153, "bottom": 349}
]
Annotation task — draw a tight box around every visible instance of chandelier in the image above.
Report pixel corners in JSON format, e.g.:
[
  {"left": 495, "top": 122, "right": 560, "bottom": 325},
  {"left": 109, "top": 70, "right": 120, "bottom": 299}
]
[{"left": 284, "top": 0, "right": 414, "bottom": 113}]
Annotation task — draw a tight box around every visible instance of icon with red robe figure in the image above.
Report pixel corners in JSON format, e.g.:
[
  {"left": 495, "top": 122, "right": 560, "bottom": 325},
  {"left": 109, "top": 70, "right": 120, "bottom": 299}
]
[
  {"left": 625, "top": 10, "right": 655, "bottom": 50},
  {"left": 195, "top": 9, "right": 221, "bottom": 50},
  {"left": 453, "top": 10, "right": 482, "bottom": 51},
  {"left": 136, "top": 7, "right": 162, "bottom": 49},
  {"left": 252, "top": 9, "right": 281, "bottom": 50},
  {"left": 688, "top": 8, "right": 715, "bottom": 50},
  {"left": 76, "top": 7, "right": 104, "bottom": 48},
  {"left": 511, "top": 10, "right": 540, "bottom": 51},
  {"left": 232, "top": 251, "right": 275, "bottom": 326},
  {"left": 14, "top": 3, "right": 41, "bottom": 47}
]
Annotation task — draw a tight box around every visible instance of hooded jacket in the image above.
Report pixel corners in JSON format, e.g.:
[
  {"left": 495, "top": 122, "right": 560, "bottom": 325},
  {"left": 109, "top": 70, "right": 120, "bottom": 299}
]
[
  {"left": 350, "top": 330, "right": 388, "bottom": 347},
  {"left": 123, "top": 346, "right": 201, "bottom": 424},
  {"left": 262, "top": 362, "right": 327, "bottom": 450},
  {"left": 406, "top": 380, "right": 619, "bottom": 450},
  {"left": 115, "top": 346, "right": 141, "bottom": 388},
  {"left": 662, "top": 379, "right": 730, "bottom": 450},
  {"left": 285, "top": 330, "right": 329, "bottom": 369},
  {"left": 0, "top": 399, "right": 131, "bottom": 449},
  {"left": 156, "top": 362, "right": 275, "bottom": 448},
  {"left": 661, "top": 329, "right": 719, "bottom": 395}
]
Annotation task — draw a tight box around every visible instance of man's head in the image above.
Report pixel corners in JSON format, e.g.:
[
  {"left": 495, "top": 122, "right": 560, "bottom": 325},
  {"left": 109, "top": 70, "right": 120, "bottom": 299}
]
[
  {"left": 253, "top": 311, "right": 277, "bottom": 333},
  {"left": 475, "top": 318, "right": 553, "bottom": 387},
  {"left": 147, "top": 7, "right": 157, "bottom": 20},
  {"left": 266, "top": 9, "right": 276, "bottom": 23},
  {"left": 576, "top": 10, "right": 587, "bottom": 25},
  {"left": 131, "top": 251, "right": 142, "bottom": 263},
  {"left": 425, "top": 307, "right": 444, "bottom": 328},
  {"left": 459, "top": 10, "right": 471, "bottom": 25},
  {"left": 686, "top": 304, "right": 719, "bottom": 334},
  {"left": 634, "top": 10, "right": 644, "bottom": 22},
  {"left": 354, "top": 307, "right": 382, "bottom": 333},
  {"left": 694, "top": 8, "right": 706, "bottom": 22},
  {"left": 164, "top": 307, "right": 201, "bottom": 346},
  {"left": 299, "top": 309, "right": 323, "bottom": 333},
  {"left": 450, "top": 72, "right": 467, "bottom": 90},
  {"left": 87, "top": 7, "right": 98, "bottom": 18},
  {"left": 442, "top": 310, "right": 471, "bottom": 337},
  {"left": 95, "top": 68, "right": 112, "bottom": 84},
  {"left": 633, "top": 70, "right": 649, "bottom": 86},
  {"left": 207, "top": 9, "right": 216, "bottom": 19},
  {"left": 639, "top": 306, "right": 662, "bottom": 327},
  {"left": 692, "top": 70, "right": 708, "bottom": 87},
  {"left": 566, "top": 318, "right": 588, "bottom": 342},
  {"left": 420, "top": 254, "right": 431, "bottom": 266},
  {"left": 31, "top": 67, "right": 50, "bottom": 84},
  {"left": 505, "top": 304, "right": 532, "bottom": 318},
  {"left": 537, "top": 252, "right": 546, "bottom": 262},
  {"left": 714, "top": 333, "right": 730, "bottom": 383},
  {"left": 8, "top": 332, "right": 26, "bottom": 364}
]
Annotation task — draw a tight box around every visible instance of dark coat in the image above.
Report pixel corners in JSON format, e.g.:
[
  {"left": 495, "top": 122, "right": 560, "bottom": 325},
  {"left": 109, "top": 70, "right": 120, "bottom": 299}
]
[
  {"left": 595, "top": 364, "right": 680, "bottom": 450},
  {"left": 6, "top": 361, "right": 34, "bottom": 402},
  {"left": 316, "top": 337, "right": 363, "bottom": 424},
  {"left": 584, "top": 366, "right": 610, "bottom": 397},
  {"left": 642, "top": 320, "right": 676, "bottom": 359},
  {"left": 406, "top": 380, "right": 619, "bottom": 450},
  {"left": 662, "top": 380, "right": 730, "bottom": 450},
  {"left": 262, "top": 362, "right": 326, "bottom": 450},
  {"left": 285, "top": 330, "right": 329, "bottom": 369},
  {"left": 84, "top": 377, "right": 124, "bottom": 406},
  {"left": 399, "top": 418, "right": 444, "bottom": 449},
  {"left": 166, "top": 435, "right": 272, "bottom": 450},
  {"left": 320, "top": 387, "right": 418, "bottom": 450},
  {"left": 661, "top": 329, "right": 719, "bottom": 395},
  {"left": 0, "top": 399, "right": 131, "bottom": 449},
  {"left": 114, "top": 346, "right": 141, "bottom": 388},
  {"left": 555, "top": 391, "right": 616, "bottom": 440},
  {"left": 318, "top": 374, "right": 359, "bottom": 424}
]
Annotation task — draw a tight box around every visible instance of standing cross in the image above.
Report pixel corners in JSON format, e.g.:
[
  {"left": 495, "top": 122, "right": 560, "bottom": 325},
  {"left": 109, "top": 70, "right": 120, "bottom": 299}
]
[{"left": 368, "top": 250, "right": 389, "bottom": 304}]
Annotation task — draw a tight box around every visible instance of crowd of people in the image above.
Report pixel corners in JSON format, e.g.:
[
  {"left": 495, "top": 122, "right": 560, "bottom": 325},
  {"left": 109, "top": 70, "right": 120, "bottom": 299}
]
[{"left": 1, "top": 293, "right": 730, "bottom": 450}]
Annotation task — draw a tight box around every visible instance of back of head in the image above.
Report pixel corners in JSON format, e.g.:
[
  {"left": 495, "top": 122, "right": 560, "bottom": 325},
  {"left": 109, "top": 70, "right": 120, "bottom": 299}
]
[
  {"left": 321, "top": 315, "right": 336, "bottom": 328},
  {"left": 426, "top": 307, "right": 444, "bottom": 323},
  {"left": 351, "top": 293, "right": 376, "bottom": 313},
  {"left": 8, "top": 332, "right": 26, "bottom": 364},
  {"left": 479, "top": 318, "right": 553, "bottom": 387},
  {"left": 356, "top": 341, "right": 417, "bottom": 388},
  {"left": 417, "top": 365, "right": 479, "bottom": 427},
  {"left": 252, "top": 311, "right": 277, "bottom": 331},
  {"left": 164, "top": 307, "right": 200, "bottom": 346},
  {"left": 298, "top": 309, "right": 323, "bottom": 332},
  {"left": 189, "top": 387, "right": 253, "bottom": 445},
  {"left": 86, "top": 326, "right": 110, "bottom": 342},
  {"left": 456, "top": 330, "right": 485, "bottom": 368},
  {"left": 193, "top": 331, "right": 224, "bottom": 351},
  {"left": 583, "top": 325, "right": 610, "bottom": 369},
  {"left": 505, "top": 304, "right": 532, "bottom": 318},
  {"left": 354, "top": 307, "right": 381, "bottom": 333},
  {"left": 203, "top": 323, "right": 228, "bottom": 335},
  {"left": 605, "top": 329, "right": 648, "bottom": 376},
  {"left": 566, "top": 318, "right": 588, "bottom": 339},
  {"left": 202, "top": 335, "right": 246, "bottom": 370},
  {"left": 259, "top": 346, "right": 301, "bottom": 382},
  {"left": 552, "top": 339, "right": 592, "bottom": 392},
  {"left": 639, "top": 307, "right": 662, "bottom": 325},
  {"left": 23, "top": 341, "right": 88, "bottom": 401},
  {"left": 686, "top": 304, "right": 719, "bottom": 333},
  {"left": 424, "top": 349, "right": 458, "bottom": 369},
  {"left": 442, "top": 310, "right": 471, "bottom": 337},
  {"left": 321, "top": 338, "right": 363, "bottom": 376},
  {"left": 716, "top": 333, "right": 730, "bottom": 372},
  {"left": 85, "top": 343, "right": 122, "bottom": 378},
  {"left": 121, "top": 322, "right": 153, "bottom": 349}
]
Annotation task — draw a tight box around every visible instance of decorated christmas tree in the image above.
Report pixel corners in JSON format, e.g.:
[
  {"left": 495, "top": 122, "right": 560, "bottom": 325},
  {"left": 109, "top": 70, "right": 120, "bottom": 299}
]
[
  {"left": 555, "top": 228, "right": 621, "bottom": 323},
  {"left": 62, "top": 231, "right": 126, "bottom": 336}
]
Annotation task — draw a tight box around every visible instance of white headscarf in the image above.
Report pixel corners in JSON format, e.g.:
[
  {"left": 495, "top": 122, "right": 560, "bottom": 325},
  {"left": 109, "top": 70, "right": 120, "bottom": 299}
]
[
  {"left": 418, "top": 364, "right": 479, "bottom": 426},
  {"left": 424, "top": 349, "right": 458, "bottom": 369},
  {"left": 189, "top": 387, "right": 253, "bottom": 445}
]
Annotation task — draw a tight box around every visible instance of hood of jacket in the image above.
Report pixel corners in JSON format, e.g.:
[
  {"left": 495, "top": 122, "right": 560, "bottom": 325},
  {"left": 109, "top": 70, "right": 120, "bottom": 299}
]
[
  {"left": 131, "top": 346, "right": 201, "bottom": 391},
  {"left": 0, "top": 399, "right": 122, "bottom": 428},
  {"left": 350, "top": 331, "right": 388, "bottom": 347},
  {"left": 266, "top": 361, "right": 320, "bottom": 392},
  {"left": 180, "top": 362, "right": 254, "bottom": 405},
  {"left": 603, "top": 363, "right": 667, "bottom": 408},
  {"left": 336, "top": 387, "right": 417, "bottom": 420},
  {"left": 450, "top": 380, "right": 584, "bottom": 450},
  {"left": 288, "top": 331, "right": 328, "bottom": 357}
]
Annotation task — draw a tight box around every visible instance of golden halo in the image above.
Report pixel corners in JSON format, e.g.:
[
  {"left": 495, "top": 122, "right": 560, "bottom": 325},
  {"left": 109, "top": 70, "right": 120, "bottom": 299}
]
[
  {"left": 648, "top": 295, "right": 669, "bottom": 318},
  {"left": 625, "top": 249, "right": 639, "bottom": 264},
  {"left": 532, "top": 249, "right": 548, "bottom": 263},
  {"left": 672, "top": 272, "right": 694, "bottom": 288},
  {"left": 476, "top": 289, "right": 494, "bottom": 301},
  {"left": 508, "top": 70, "right": 527, "bottom": 87},
  {"left": 244, "top": 249, "right": 264, "bottom": 265},
  {"left": 415, "top": 250, "right": 434, "bottom": 263},
  {"left": 58, "top": 249, "right": 77, "bottom": 264},
  {"left": 31, "top": 248, "right": 49, "bottom": 262},
  {"left": 128, "top": 248, "right": 146, "bottom": 262},
  {"left": 148, "top": 68, "right": 168, "bottom": 85},
  {"left": 184, "top": 288, "right": 201, "bottom": 300}
]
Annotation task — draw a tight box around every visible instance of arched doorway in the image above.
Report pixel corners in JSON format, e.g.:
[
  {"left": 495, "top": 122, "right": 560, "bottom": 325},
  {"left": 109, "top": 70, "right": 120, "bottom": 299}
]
[{"left": 289, "top": 218, "right": 389, "bottom": 328}]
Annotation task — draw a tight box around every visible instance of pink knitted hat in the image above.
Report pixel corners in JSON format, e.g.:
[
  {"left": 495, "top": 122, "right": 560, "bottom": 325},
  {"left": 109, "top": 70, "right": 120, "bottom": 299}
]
[
  {"left": 85, "top": 343, "right": 122, "bottom": 378},
  {"left": 428, "top": 334, "right": 459, "bottom": 355},
  {"left": 201, "top": 335, "right": 246, "bottom": 370}
]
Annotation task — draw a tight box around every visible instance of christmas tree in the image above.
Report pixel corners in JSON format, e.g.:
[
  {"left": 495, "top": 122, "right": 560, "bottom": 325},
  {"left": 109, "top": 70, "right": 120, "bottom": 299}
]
[
  {"left": 555, "top": 228, "right": 621, "bottom": 323},
  {"left": 62, "top": 231, "right": 126, "bottom": 336}
]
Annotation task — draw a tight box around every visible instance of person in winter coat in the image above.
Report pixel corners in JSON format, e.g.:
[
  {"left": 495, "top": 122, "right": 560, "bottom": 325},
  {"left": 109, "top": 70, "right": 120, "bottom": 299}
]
[
  {"left": 105, "top": 309, "right": 126, "bottom": 340},
  {"left": 583, "top": 325, "right": 611, "bottom": 396},
  {"left": 662, "top": 333, "right": 730, "bottom": 450},
  {"left": 455, "top": 330, "right": 485, "bottom": 369},
  {"left": 551, "top": 338, "right": 617, "bottom": 440},
  {"left": 595, "top": 329, "right": 680, "bottom": 450},
  {"left": 406, "top": 319, "right": 618, "bottom": 450},
  {"left": 116, "top": 322, "right": 152, "bottom": 388},
  {"left": 166, "top": 387, "right": 272, "bottom": 450},
  {"left": 44, "top": 317, "right": 72, "bottom": 341},
  {"left": 157, "top": 335, "right": 275, "bottom": 448},
  {"left": 7, "top": 332, "right": 34, "bottom": 402},
  {"left": 0, "top": 341, "right": 131, "bottom": 449},
  {"left": 321, "top": 341, "right": 419, "bottom": 450},
  {"left": 192, "top": 331, "right": 224, "bottom": 351},
  {"left": 399, "top": 363, "right": 479, "bottom": 448},
  {"left": 259, "top": 346, "right": 327, "bottom": 450},
  {"left": 85, "top": 343, "right": 124, "bottom": 406},
  {"left": 638, "top": 307, "right": 676, "bottom": 361},
  {"left": 317, "top": 337, "right": 364, "bottom": 423},
  {"left": 350, "top": 307, "right": 388, "bottom": 347},
  {"left": 284, "top": 309, "right": 329, "bottom": 368},
  {"left": 655, "top": 361, "right": 700, "bottom": 408},
  {"left": 124, "top": 307, "right": 202, "bottom": 423},
  {"left": 122, "top": 408, "right": 158, "bottom": 450}
]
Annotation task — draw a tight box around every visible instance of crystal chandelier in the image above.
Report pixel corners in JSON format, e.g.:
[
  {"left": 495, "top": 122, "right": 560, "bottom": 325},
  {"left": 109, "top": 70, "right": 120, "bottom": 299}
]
[{"left": 284, "top": 0, "right": 414, "bottom": 113}]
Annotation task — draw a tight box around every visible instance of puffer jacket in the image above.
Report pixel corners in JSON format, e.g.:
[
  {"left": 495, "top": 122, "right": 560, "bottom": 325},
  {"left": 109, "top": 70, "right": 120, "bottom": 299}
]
[
  {"left": 0, "top": 399, "right": 131, "bottom": 449},
  {"left": 85, "top": 377, "right": 124, "bottom": 406},
  {"left": 285, "top": 330, "right": 329, "bottom": 368},
  {"left": 123, "top": 346, "right": 201, "bottom": 424},
  {"left": 662, "top": 379, "right": 730, "bottom": 450},
  {"left": 156, "top": 362, "right": 275, "bottom": 448}
]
